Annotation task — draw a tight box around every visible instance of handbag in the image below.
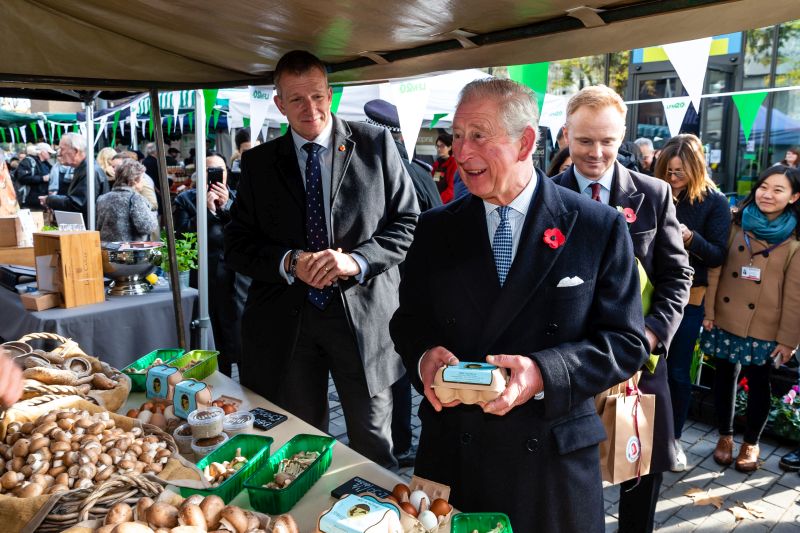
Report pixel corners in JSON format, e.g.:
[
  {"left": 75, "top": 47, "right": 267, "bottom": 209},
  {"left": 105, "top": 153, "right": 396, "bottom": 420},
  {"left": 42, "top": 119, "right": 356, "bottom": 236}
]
[{"left": 595, "top": 372, "right": 656, "bottom": 485}]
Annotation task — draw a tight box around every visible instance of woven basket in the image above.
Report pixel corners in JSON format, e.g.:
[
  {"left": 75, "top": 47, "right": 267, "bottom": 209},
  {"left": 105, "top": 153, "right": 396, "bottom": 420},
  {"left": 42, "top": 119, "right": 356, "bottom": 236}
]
[{"left": 36, "top": 474, "right": 165, "bottom": 533}]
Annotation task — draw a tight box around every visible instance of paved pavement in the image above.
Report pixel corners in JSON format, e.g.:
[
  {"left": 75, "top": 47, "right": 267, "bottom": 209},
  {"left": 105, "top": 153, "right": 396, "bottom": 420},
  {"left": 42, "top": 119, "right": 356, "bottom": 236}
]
[{"left": 324, "top": 376, "right": 800, "bottom": 531}]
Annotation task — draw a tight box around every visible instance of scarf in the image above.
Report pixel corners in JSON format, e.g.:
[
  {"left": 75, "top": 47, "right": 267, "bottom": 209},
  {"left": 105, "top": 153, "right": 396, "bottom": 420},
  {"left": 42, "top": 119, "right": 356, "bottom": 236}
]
[{"left": 741, "top": 202, "right": 797, "bottom": 244}]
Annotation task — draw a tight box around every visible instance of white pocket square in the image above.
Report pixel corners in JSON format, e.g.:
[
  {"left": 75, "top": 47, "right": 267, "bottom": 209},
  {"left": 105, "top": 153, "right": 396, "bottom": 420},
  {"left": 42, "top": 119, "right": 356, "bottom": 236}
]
[{"left": 557, "top": 276, "right": 584, "bottom": 288}]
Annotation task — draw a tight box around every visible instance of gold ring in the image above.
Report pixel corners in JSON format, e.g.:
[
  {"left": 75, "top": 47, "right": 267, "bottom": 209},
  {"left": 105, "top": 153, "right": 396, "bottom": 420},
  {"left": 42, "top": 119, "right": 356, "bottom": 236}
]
[{"left": 325, "top": 267, "right": 330, "bottom": 272}]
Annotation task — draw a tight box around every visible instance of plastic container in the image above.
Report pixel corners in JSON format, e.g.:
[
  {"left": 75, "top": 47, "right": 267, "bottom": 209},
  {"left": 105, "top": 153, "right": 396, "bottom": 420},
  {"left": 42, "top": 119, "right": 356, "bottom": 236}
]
[
  {"left": 451, "top": 512, "right": 513, "bottom": 533},
  {"left": 187, "top": 406, "right": 225, "bottom": 439},
  {"left": 223, "top": 411, "right": 255, "bottom": 436},
  {"left": 122, "top": 348, "right": 185, "bottom": 392},
  {"left": 181, "top": 433, "right": 273, "bottom": 503},
  {"left": 173, "top": 423, "right": 195, "bottom": 456},
  {"left": 168, "top": 349, "right": 219, "bottom": 381},
  {"left": 245, "top": 433, "right": 335, "bottom": 514},
  {"left": 191, "top": 432, "right": 229, "bottom": 460}
]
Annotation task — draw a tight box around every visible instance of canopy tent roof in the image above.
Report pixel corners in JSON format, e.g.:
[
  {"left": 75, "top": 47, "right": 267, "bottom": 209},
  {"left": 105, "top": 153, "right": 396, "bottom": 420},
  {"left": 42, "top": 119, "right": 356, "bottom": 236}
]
[{"left": 1, "top": 0, "right": 797, "bottom": 91}]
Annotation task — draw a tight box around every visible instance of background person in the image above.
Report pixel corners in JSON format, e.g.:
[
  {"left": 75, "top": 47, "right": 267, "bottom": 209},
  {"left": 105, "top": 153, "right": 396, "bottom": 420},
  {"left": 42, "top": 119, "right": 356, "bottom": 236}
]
[
  {"left": 173, "top": 154, "right": 250, "bottom": 378},
  {"left": 546, "top": 146, "right": 572, "bottom": 177},
  {"left": 15, "top": 142, "right": 55, "bottom": 209},
  {"left": 45, "top": 133, "right": 109, "bottom": 220},
  {"left": 431, "top": 133, "right": 457, "bottom": 203},
  {"left": 96, "top": 158, "right": 157, "bottom": 242},
  {"left": 0, "top": 148, "right": 20, "bottom": 216},
  {"left": 702, "top": 165, "right": 800, "bottom": 473},
  {"left": 779, "top": 146, "right": 799, "bottom": 168},
  {"left": 553, "top": 85, "right": 693, "bottom": 533},
  {"left": 635, "top": 137, "right": 656, "bottom": 175},
  {"left": 654, "top": 134, "right": 731, "bottom": 472},
  {"left": 97, "top": 147, "right": 117, "bottom": 184}
]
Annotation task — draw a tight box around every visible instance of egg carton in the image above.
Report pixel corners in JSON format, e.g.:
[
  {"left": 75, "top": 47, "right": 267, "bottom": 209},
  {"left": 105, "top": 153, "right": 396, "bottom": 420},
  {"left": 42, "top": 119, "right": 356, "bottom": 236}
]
[{"left": 431, "top": 365, "right": 508, "bottom": 404}]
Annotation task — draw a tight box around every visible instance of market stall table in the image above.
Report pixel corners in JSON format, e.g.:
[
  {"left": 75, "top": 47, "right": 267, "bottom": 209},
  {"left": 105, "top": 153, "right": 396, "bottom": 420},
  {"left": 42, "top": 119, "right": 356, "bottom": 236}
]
[
  {"left": 0, "top": 284, "right": 203, "bottom": 370},
  {"left": 122, "top": 372, "right": 454, "bottom": 533}
]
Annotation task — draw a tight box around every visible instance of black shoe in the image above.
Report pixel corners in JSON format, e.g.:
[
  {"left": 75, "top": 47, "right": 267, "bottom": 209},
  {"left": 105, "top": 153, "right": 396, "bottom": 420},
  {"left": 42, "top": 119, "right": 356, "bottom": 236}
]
[
  {"left": 394, "top": 445, "right": 417, "bottom": 468},
  {"left": 779, "top": 448, "right": 800, "bottom": 472}
]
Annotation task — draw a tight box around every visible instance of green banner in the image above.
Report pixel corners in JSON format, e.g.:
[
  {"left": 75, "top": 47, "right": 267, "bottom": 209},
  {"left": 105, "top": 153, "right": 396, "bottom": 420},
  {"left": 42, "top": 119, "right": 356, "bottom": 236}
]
[
  {"left": 430, "top": 113, "right": 448, "bottom": 128},
  {"left": 203, "top": 89, "right": 219, "bottom": 123},
  {"left": 508, "top": 62, "right": 549, "bottom": 115},
  {"left": 330, "top": 86, "right": 344, "bottom": 115},
  {"left": 280, "top": 123, "right": 289, "bottom": 135},
  {"left": 111, "top": 112, "right": 120, "bottom": 146},
  {"left": 212, "top": 109, "right": 221, "bottom": 129},
  {"left": 732, "top": 91, "right": 767, "bottom": 143}
]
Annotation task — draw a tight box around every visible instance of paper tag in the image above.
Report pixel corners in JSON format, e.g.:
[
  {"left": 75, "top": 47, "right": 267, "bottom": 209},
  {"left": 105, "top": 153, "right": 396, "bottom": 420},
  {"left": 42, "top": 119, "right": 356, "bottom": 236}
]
[{"left": 741, "top": 266, "right": 761, "bottom": 281}]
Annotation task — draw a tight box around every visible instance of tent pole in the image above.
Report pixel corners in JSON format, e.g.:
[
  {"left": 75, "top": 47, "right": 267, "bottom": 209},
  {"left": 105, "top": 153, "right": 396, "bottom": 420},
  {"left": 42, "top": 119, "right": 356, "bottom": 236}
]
[
  {"left": 194, "top": 90, "right": 210, "bottom": 350},
  {"left": 150, "top": 89, "right": 187, "bottom": 350},
  {"left": 84, "top": 98, "right": 96, "bottom": 230}
]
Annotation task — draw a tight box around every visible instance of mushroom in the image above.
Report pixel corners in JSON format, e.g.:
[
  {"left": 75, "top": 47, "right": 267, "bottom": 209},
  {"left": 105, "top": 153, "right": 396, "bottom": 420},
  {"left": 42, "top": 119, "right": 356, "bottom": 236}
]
[
  {"left": 1, "top": 471, "right": 22, "bottom": 490},
  {"left": 200, "top": 496, "right": 225, "bottom": 529},
  {"left": 15, "top": 482, "right": 44, "bottom": 498},
  {"left": 105, "top": 503, "right": 134, "bottom": 525},
  {"left": 271, "top": 514, "right": 300, "bottom": 533},
  {"left": 177, "top": 504, "right": 207, "bottom": 529},
  {"left": 218, "top": 506, "right": 249, "bottom": 533},
  {"left": 12, "top": 438, "right": 30, "bottom": 458},
  {"left": 180, "top": 495, "right": 204, "bottom": 509},
  {"left": 135, "top": 497, "right": 155, "bottom": 521},
  {"left": 147, "top": 502, "right": 180, "bottom": 529},
  {"left": 245, "top": 511, "right": 261, "bottom": 531},
  {"left": 112, "top": 523, "right": 156, "bottom": 533},
  {"left": 170, "top": 527, "right": 206, "bottom": 533}
]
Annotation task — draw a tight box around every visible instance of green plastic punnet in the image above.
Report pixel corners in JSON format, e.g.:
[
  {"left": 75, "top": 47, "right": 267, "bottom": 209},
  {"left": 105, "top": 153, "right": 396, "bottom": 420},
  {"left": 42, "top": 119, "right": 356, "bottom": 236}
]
[
  {"left": 245, "top": 434, "right": 335, "bottom": 514},
  {"left": 168, "top": 349, "right": 219, "bottom": 381},
  {"left": 451, "top": 512, "right": 513, "bottom": 533},
  {"left": 180, "top": 433, "right": 274, "bottom": 503},
  {"left": 122, "top": 348, "right": 186, "bottom": 392}
]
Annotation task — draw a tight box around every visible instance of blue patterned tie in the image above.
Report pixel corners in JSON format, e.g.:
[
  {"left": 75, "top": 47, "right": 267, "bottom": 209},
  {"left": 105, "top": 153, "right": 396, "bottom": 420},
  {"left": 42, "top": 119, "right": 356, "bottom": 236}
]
[
  {"left": 493, "top": 206, "right": 513, "bottom": 286},
  {"left": 303, "top": 142, "right": 334, "bottom": 309}
]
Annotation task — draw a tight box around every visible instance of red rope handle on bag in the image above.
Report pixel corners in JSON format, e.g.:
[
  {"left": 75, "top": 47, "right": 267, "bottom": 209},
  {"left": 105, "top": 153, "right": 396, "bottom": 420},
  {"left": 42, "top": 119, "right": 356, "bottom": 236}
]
[{"left": 624, "top": 377, "right": 643, "bottom": 491}]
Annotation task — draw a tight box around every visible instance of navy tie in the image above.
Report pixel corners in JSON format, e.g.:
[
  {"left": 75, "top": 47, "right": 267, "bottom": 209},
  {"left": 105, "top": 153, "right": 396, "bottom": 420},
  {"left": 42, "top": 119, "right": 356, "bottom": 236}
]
[
  {"left": 303, "top": 142, "right": 334, "bottom": 309},
  {"left": 493, "top": 206, "right": 513, "bottom": 286}
]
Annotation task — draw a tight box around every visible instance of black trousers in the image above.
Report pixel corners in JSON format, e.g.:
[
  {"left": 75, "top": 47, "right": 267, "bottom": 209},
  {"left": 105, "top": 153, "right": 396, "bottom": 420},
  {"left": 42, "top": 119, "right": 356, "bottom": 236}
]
[
  {"left": 391, "top": 372, "right": 413, "bottom": 455},
  {"left": 276, "top": 297, "right": 397, "bottom": 469},
  {"left": 714, "top": 358, "right": 771, "bottom": 444},
  {"left": 618, "top": 472, "right": 663, "bottom": 533}
]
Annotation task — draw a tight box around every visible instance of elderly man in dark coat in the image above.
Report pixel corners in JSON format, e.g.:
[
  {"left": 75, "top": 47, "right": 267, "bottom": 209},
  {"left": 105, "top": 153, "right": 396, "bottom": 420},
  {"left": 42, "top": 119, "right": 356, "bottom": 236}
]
[
  {"left": 391, "top": 78, "right": 648, "bottom": 531},
  {"left": 553, "top": 85, "right": 693, "bottom": 533}
]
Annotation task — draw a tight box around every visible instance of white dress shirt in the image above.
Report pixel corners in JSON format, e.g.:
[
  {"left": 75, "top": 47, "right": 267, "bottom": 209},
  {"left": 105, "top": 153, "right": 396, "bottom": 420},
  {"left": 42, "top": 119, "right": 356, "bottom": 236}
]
[
  {"left": 574, "top": 165, "right": 614, "bottom": 205},
  {"left": 483, "top": 171, "right": 537, "bottom": 262}
]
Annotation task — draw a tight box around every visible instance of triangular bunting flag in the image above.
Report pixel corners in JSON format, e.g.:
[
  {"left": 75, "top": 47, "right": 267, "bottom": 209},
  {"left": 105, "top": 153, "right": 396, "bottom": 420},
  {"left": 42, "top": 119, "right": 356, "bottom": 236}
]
[
  {"left": 38, "top": 121, "right": 46, "bottom": 140},
  {"left": 178, "top": 115, "right": 184, "bottom": 133},
  {"left": 0, "top": 130, "right": 6, "bottom": 143},
  {"left": 187, "top": 112, "right": 194, "bottom": 132},
  {"left": 249, "top": 86, "right": 273, "bottom": 142},
  {"left": 390, "top": 79, "right": 431, "bottom": 160},
  {"left": 280, "top": 123, "right": 288, "bottom": 135},
  {"left": 212, "top": 109, "right": 221, "bottom": 129},
  {"left": 18, "top": 126, "right": 26, "bottom": 144},
  {"left": 732, "top": 91, "right": 768, "bottom": 143},
  {"left": 330, "top": 86, "right": 344, "bottom": 115},
  {"left": 539, "top": 94, "right": 568, "bottom": 146},
  {"left": 166, "top": 116, "right": 174, "bottom": 134},
  {"left": 663, "top": 38, "right": 712, "bottom": 112},
  {"left": 111, "top": 112, "right": 120, "bottom": 146},
  {"left": 430, "top": 113, "right": 448, "bottom": 128},
  {"left": 662, "top": 96, "right": 692, "bottom": 138},
  {"left": 9, "top": 128, "right": 15, "bottom": 144},
  {"left": 508, "top": 62, "right": 550, "bottom": 115},
  {"left": 203, "top": 89, "right": 219, "bottom": 123}
]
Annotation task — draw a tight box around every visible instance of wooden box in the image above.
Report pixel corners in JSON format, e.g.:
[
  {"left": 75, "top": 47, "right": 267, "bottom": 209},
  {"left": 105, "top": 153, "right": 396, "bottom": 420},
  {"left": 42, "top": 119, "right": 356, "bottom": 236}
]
[
  {"left": 32, "top": 231, "right": 105, "bottom": 308},
  {"left": 0, "top": 211, "right": 43, "bottom": 247},
  {"left": 20, "top": 290, "right": 62, "bottom": 311}
]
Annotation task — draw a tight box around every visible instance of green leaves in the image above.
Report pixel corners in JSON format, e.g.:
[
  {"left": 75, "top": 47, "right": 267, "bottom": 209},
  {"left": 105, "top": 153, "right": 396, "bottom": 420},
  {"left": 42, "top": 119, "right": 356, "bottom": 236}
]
[{"left": 159, "top": 231, "right": 198, "bottom": 273}]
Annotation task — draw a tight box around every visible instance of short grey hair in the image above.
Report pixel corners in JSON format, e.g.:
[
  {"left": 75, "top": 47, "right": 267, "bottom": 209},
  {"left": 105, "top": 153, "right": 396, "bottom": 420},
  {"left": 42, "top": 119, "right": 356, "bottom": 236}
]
[
  {"left": 457, "top": 78, "right": 539, "bottom": 139},
  {"left": 634, "top": 137, "right": 654, "bottom": 150},
  {"left": 145, "top": 142, "right": 157, "bottom": 156},
  {"left": 60, "top": 132, "right": 86, "bottom": 153},
  {"left": 113, "top": 158, "right": 145, "bottom": 188}
]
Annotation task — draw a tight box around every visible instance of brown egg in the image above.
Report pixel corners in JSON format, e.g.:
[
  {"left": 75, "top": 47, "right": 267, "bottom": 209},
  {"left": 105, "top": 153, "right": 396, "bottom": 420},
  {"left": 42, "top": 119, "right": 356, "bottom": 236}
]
[
  {"left": 392, "top": 483, "right": 410, "bottom": 502},
  {"left": 429, "top": 498, "right": 451, "bottom": 517},
  {"left": 399, "top": 501, "right": 418, "bottom": 518},
  {"left": 221, "top": 404, "right": 237, "bottom": 415},
  {"left": 125, "top": 409, "right": 140, "bottom": 419}
]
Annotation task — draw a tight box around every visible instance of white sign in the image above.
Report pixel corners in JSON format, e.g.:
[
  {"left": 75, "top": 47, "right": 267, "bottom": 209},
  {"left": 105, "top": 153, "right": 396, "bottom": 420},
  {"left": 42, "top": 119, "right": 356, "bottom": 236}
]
[
  {"left": 663, "top": 37, "right": 712, "bottom": 112},
  {"left": 539, "top": 94, "right": 568, "bottom": 147},
  {"left": 662, "top": 96, "right": 692, "bottom": 138},
  {"left": 248, "top": 86, "right": 273, "bottom": 143},
  {"left": 389, "top": 80, "right": 430, "bottom": 160}
]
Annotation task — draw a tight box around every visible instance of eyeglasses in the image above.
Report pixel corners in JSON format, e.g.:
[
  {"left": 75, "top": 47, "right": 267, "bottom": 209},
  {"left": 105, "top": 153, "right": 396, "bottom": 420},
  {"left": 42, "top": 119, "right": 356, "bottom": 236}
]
[
  {"left": 665, "top": 170, "right": 686, "bottom": 178},
  {"left": 435, "top": 143, "right": 447, "bottom": 149}
]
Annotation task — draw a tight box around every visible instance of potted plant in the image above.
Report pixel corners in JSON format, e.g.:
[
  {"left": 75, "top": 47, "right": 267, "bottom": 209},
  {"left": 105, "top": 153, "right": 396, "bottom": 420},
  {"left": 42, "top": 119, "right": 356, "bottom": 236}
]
[{"left": 157, "top": 231, "right": 198, "bottom": 289}]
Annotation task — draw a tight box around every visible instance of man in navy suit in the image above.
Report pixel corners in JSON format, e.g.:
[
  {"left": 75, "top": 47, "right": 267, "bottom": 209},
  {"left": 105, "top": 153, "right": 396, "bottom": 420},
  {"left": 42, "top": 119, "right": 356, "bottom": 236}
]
[
  {"left": 390, "top": 78, "right": 649, "bottom": 531},
  {"left": 553, "top": 85, "right": 693, "bottom": 533}
]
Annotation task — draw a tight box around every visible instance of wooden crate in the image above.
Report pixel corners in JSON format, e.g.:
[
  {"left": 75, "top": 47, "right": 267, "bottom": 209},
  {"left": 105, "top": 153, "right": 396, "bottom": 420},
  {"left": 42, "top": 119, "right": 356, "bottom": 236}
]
[{"left": 32, "top": 231, "right": 105, "bottom": 308}]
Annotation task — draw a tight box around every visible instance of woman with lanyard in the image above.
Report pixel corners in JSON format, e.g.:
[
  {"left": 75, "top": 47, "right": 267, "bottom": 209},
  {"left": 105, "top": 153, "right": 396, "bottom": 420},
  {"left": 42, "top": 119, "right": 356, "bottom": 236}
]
[{"left": 702, "top": 165, "right": 800, "bottom": 472}]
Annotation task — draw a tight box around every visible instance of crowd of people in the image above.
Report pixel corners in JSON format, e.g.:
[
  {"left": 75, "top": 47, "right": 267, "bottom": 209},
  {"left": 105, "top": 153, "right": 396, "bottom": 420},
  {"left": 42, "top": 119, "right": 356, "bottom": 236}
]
[{"left": 2, "top": 48, "right": 800, "bottom": 530}]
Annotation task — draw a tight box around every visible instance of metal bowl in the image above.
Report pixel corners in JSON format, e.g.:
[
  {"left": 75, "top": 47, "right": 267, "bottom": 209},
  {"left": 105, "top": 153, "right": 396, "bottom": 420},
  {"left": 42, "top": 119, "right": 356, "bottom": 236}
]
[{"left": 101, "top": 242, "right": 162, "bottom": 296}]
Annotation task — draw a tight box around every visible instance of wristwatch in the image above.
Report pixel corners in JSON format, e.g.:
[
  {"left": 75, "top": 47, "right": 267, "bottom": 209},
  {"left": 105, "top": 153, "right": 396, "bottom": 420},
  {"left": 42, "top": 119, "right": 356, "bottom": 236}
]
[{"left": 289, "top": 249, "right": 302, "bottom": 277}]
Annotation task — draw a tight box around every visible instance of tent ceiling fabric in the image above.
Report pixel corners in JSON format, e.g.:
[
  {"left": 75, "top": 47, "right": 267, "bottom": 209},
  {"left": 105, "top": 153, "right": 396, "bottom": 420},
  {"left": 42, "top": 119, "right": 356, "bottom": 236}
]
[{"left": 1, "top": 0, "right": 797, "bottom": 90}]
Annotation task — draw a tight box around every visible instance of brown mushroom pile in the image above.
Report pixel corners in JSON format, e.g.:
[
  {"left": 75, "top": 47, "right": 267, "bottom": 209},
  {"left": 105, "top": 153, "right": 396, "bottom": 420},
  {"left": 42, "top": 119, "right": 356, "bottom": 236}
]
[
  {"left": 263, "top": 451, "right": 319, "bottom": 489},
  {"left": 20, "top": 351, "right": 122, "bottom": 391},
  {"left": 0, "top": 408, "right": 173, "bottom": 497},
  {"left": 96, "top": 495, "right": 299, "bottom": 533}
]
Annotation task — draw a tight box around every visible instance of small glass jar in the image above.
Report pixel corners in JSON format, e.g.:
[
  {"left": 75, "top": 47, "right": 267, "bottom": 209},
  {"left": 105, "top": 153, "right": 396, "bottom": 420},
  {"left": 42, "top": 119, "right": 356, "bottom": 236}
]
[
  {"left": 223, "top": 411, "right": 255, "bottom": 437},
  {"left": 187, "top": 406, "right": 225, "bottom": 439}
]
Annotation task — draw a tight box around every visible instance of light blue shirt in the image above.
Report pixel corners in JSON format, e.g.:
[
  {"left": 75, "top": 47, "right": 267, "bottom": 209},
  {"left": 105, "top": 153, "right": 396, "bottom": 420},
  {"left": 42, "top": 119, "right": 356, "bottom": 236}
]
[
  {"left": 483, "top": 171, "right": 537, "bottom": 262},
  {"left": 574, "top": 165, "right": 615, "bottom": 205},
  {"left": 279, "top": 119, "right": 368, "bottom": 283}
]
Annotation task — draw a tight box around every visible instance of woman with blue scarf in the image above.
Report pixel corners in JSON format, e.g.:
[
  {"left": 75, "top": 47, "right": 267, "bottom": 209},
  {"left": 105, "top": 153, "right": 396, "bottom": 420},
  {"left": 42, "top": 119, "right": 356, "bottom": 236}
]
[{"left": 702, "top": 165, "right": 800, "bottom": 472}]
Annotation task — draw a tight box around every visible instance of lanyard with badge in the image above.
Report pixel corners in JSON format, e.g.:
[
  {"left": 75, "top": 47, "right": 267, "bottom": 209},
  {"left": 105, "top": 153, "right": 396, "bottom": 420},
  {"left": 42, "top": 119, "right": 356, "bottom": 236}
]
[{"left": 741, "top": 232, "right": 789, "bottom": 281}]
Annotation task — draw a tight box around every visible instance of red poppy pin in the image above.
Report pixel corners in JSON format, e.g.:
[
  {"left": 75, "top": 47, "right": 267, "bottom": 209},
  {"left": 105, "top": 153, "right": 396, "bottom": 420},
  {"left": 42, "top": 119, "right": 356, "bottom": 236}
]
[
  {"left": 543, "top": 228, "right": 566, "bottom": 249},
  {"left": 616, "top": 206, "right": 637, "bottom": 224}
]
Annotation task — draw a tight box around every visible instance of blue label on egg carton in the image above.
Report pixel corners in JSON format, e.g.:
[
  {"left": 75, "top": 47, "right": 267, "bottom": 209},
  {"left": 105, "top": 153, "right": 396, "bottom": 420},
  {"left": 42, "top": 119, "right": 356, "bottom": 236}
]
[
  {"left": 442, "top": 362, "right": 497, "bottom": 385},
  {"left": 173, "top": 379, "right": 210, "bottom": 419},
  {"left": 145, "top": 364, "right": 180, "bottom": 399},
  {"left": 318, "top": 494, "right": 401, "bottom": 533}
]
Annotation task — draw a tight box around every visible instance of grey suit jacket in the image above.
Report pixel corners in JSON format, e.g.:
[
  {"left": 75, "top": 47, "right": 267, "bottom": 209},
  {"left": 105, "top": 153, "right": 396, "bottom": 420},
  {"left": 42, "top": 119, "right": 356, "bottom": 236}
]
[{"left": 224, "top": 116, "right": 419, "bottom": 397}]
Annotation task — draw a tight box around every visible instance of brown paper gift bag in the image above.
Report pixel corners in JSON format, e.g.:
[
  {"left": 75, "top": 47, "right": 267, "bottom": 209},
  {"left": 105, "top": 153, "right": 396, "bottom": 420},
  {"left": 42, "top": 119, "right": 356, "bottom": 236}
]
[{"left": 596, "top": 375, "right": 655, "bottom": 485}]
